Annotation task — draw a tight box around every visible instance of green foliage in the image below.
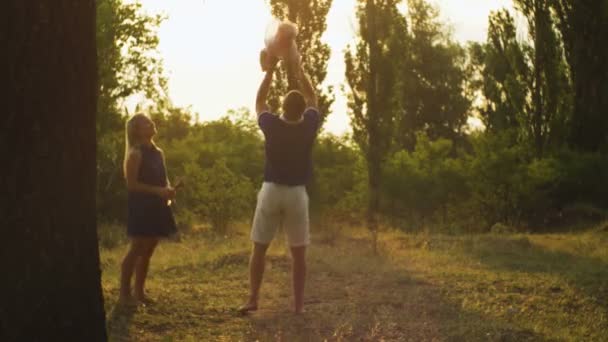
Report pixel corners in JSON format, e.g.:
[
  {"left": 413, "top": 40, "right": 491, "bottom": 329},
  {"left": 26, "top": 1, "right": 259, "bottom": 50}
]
[
  {"left": 380, "top": 128, "right": 607, "bottom": 232},
  {"left": 396, "top": 0, "right": 471, "bottom": 148},
  {"left": 551, "top": 0, "right": 608, "bottom": 151},
  {"left": 490, "top": 222, "right": 517, "bottom": 234},
  {"left": 97, "top": 0, "right": 167, "bottom": 111},
  {"left": 93, "top": 0, "right": 608, "bottom": 236},
  {"left": 345, "top": 0, "right": 408, "bottom": 247},
  {"left": 513, "top": 0, "right": 571, "bottom": 155},
  {"left": 345, "top": 0, "right": 472, "bottom": 244},
  {"left": 345, "top": 0, "right": 404, "bottom": 156},
  {"left": 552, "top": 149, "right": 608, "bottom": 211},
  {"left": 310, "top": 135, "right": 368, "bottom": 222},
  {"left": 158, "top": 111, "right": 263, "bottom": 230},
  {"left": 467, "top": 131, "right": 560, "bottom": 228},
  {"left": 97, "top": 129, "right": 128, "bottom": 222},
  {"left": 469, "top": 6, "right": 572, "bottom": 156},
  {"left": 383, "top": 133, "right": 468, "bottom": 231},
  {"left": 182, "top": 159, "right": 254, "bottom": 233},
  {"left": 97, "top": 223, "right": 128, "bottom": 250},
  {"left": 467, "top": 10, "right": 531, "bottom": 132}
]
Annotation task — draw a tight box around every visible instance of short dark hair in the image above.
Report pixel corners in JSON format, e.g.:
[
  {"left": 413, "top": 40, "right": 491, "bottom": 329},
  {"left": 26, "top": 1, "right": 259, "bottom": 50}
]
[{"left": 282, "top": 90, "right": 306, "bottom": 121}]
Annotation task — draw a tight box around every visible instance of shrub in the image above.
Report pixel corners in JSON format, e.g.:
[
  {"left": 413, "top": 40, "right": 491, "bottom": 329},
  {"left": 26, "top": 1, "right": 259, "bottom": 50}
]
[
  {"left": 383, "top": 133, "right": 469, "bottom": 231},
  {"left": 185, "top": 159, "right": 255, "bottom": 233}
]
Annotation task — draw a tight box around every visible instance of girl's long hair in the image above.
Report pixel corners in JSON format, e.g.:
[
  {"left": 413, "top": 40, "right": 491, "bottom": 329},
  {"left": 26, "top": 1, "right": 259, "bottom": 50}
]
[{"left": 123, "top": 113, "right": 148, "bottom": 178}]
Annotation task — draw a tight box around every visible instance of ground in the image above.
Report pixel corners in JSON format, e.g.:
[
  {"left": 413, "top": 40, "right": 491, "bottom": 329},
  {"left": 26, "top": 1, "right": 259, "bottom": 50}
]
[{"left": 100, "top": 224, "right": 608, "bottom": 341}]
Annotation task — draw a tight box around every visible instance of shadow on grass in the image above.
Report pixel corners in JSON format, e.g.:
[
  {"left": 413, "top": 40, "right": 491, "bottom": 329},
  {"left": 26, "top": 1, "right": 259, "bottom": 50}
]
[
  {"left": 106, "top": 303, "right": 136, "bottom": 342},
  {"left": 99, "top": 233, "right": 572, "bottom": 340},
  {"left": 454, "top": 235, "right": 608, "bottom": 307},
  {"left": 242, "top": 242, "right": 551, "bottom": 342}
]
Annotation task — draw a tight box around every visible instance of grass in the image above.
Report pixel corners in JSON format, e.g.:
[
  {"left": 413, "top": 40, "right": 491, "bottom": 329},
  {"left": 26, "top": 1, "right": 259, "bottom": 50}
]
[{"left": 100, "top": 222, "right": 608, "bottom": 341}]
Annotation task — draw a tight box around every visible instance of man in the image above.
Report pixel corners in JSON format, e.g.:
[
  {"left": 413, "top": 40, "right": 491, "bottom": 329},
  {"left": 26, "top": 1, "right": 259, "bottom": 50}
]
[{"left": 239, "top": 54, "right": 320, "bottom": 315}]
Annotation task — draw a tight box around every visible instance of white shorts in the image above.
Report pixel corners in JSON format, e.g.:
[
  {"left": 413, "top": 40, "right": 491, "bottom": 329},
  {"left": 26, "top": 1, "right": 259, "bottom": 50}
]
[{"left": 251, "top": 182, "right": 310, "bottom": 247}]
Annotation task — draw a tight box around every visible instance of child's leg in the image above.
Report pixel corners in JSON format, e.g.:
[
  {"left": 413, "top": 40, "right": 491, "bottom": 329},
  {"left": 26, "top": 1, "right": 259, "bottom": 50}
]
[
  {"left": 134, "top": 237, "right": 159, "bottom": 300},
  {"left": 120, "top": 238, "right": 147, "bottom": 301}
]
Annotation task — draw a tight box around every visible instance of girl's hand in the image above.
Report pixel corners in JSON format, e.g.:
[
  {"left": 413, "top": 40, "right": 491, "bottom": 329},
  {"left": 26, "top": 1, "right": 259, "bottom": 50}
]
[
  {"left": 174, "top": 178, "right": 185, "bottom": 189},
  {"left": 158, "top": 187, "right": 176, "bottom": 200}
]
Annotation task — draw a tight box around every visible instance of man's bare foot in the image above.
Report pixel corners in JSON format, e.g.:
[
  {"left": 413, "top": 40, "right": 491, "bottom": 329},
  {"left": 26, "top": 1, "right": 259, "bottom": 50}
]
[{"left": 237, "top": 301, "right": 258, "bottom": 314}]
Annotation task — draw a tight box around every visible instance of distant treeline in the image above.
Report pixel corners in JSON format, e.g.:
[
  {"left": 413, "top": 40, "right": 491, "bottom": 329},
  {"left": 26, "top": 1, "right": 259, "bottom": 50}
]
[{"left": 97, "top": 0, "right": 608, "bottom": 233}]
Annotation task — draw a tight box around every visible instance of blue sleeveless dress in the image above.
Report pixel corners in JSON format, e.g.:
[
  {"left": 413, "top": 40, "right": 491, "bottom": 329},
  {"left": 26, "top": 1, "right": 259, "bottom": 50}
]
[{"left": 127, "top": 144, "right": 177, "bottom": 237}]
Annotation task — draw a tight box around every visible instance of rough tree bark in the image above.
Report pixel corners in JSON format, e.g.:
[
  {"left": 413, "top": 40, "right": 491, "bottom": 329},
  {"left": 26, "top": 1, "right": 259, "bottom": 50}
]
[
  {"left": 366, "top": 0, "right": 380, "bottom": 254},
  {"left": 3, "top": 1, "right": 107, "bottom": 340}
]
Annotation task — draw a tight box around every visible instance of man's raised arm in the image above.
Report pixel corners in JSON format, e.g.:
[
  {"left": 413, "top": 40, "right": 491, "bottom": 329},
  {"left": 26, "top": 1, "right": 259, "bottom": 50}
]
[
  {"left": 256, "top": 51, "right": 280, "bottom": 116},
  {"left": 256, "top": 69, "right": 274, "bottom": 115},
  {"left": 296, "top": 64, "right": 318, "bottom": 109}
]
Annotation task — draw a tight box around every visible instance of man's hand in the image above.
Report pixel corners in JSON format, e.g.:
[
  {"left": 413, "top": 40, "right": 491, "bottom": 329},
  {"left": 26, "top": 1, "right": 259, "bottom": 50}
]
[{"left": 256, "top": 52, "right": 276, "bottom": 115}]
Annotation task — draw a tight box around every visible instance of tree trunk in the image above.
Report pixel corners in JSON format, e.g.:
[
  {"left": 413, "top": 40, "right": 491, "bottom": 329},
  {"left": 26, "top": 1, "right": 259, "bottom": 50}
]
[
  {"left": 367, "top": 158, "right": 380, "bottom": 254},
  {"left": 532, "top": 0, "right": 545, "bottom": 158},
  {"left": 285, "top": 0, "right": 301, "bottom": 91},
  {"left": 366, "top": 0, "right": 380, "bottom": 254},
  {"left": 3, "top": 1, "right": 107, "bottom": 340}
]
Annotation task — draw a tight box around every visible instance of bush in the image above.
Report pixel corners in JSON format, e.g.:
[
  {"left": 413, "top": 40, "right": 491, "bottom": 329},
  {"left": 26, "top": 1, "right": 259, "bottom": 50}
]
[
  {"left": 184, "top": 159, "right": 255, "bottom": 233},
  {"left": 490, "top": 222, "right": 517, "bottom": 234},
  {"left": 97, "top": 128, "right": 128, "bottom": 223},
  {"left": 97, "top": 223, "right": 127, "bottom": 249},
  {"left": 466, "top": 131, "right": 559, "bottom": 229},
  {"left": 310, "top": 135, "right": 367, "bottom": 223},
  {"left": 383, "top": 133, "right": 469, "bottom": 231},
  {"left": 552, "top": 149, "right": 608, "bottom": 211}
]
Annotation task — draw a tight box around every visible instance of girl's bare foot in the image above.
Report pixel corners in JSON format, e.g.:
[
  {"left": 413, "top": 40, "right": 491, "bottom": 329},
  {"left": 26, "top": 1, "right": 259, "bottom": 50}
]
[
  {"left": 237, "top": 301, "right": 258, "bottom": 314},
  {"left": 117, "top": 295, "right": 137, "bottom": 307},
  {"left": 134, "top": 294, "right": 155, "bottom": 306}
]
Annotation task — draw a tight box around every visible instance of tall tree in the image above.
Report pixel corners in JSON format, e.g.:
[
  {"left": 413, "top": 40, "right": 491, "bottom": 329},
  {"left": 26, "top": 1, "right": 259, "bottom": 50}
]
[
  {"left": 345, "top": 0, "right": 406, "bottom": 252},
  {"left": 267, "top": 0, "right": 334, "bottom": 124},
  {"left": 513, "top": 0, "right": 572, "bottom": 156},
  {"left": 4, "top": 0, "right": 106, "bottom": 340},
  {"left": 97, "top": 0, "right": 167, "bottom": 124},
  {"left": 551, "top": 0, "right": 608, "bottom": 152},
  {"left": 469, "top": 6, "right": 571, "bottom": 154},
  {"left": 396, "top": 0, "right": 470, "bottom": 150},
  {"left": 468, "top": 10, "right": 531, "bottom": 133}
]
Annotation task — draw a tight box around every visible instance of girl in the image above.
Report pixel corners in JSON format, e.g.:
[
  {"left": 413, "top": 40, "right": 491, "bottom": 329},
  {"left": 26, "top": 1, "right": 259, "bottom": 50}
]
[{"left": 119, "top": 113, "right": 177, "bottom": 305}]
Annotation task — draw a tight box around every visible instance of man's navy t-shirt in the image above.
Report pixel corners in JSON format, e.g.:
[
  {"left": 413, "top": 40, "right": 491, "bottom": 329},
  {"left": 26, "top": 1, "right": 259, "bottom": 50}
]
[{"left": 258, "top": 108, "right": 320, "bottom": 186}]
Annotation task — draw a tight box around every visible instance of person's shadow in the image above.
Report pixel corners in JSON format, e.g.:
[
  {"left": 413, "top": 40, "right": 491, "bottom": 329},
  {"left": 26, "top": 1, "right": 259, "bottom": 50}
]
[{"left": 106, "top": 303, "right": 137, "bottom": 342}]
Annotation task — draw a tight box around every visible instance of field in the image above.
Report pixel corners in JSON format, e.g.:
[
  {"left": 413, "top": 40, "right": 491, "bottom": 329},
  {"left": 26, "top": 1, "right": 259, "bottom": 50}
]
[{"left": 101, "top": 223, "right": 608, "bottom": 341}]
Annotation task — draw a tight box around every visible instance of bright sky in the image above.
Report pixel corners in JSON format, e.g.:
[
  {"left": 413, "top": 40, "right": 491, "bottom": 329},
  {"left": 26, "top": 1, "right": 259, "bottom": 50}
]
[{"left": 136, "top": 0, "right": 514, "bottom": 135}]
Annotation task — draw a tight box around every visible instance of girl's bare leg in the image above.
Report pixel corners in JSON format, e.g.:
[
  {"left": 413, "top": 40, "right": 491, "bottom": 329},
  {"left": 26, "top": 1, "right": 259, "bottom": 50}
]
[
  {"left": 119, "top": 238, "right": 146, "bottom": 303},
  {"left": 134, "top": 237, "right": 159, "bottom": 302}
]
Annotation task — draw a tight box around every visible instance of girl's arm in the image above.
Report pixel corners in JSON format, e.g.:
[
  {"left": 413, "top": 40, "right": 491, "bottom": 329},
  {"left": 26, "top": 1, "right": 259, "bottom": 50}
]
[
  {"left": 160, "top": 150, "right": 173, "bottom": 188},
  {"left": 126, "top": 148, "right": 173, "bottom": 198}
]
